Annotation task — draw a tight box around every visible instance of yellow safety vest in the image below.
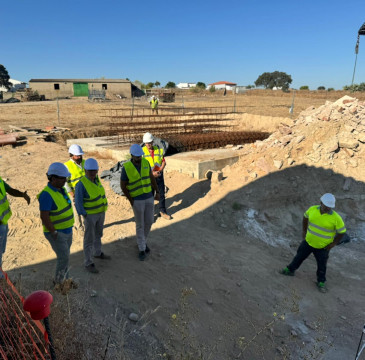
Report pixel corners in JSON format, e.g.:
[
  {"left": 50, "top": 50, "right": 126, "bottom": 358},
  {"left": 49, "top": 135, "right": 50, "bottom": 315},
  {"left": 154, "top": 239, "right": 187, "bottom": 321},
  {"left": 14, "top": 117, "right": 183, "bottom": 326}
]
[
  {"left": 0, "top": 177, "right": 12, "bottom": 225},
  {"left": 64, "top": 159, "right": 85, "bottom": 191},
  {"left": 80, "top": 176, "right": 108, "bottom": 214},
  {"left": 150, "top": 99, "right": 158, "bottom": 109},
  {"left": 142, "top": 146, "right": 163, "bottom": 169},
  {"left": 124, "top": 159, "right": 152, "bottom": 198},
  {"left": 304, "top": 205, "right": 346, "bottom": 249},
  {"left": 37, "top": 186, "right": 74, "bottom": 232}
]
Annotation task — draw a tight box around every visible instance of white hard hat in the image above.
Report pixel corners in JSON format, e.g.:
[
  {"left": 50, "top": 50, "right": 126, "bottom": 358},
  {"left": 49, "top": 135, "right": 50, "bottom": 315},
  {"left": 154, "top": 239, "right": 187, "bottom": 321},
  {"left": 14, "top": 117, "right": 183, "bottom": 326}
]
[
  {"left": 320, "top": 193, "right": 336, "bottom": 208},
  {"left": 143, "top": 132, "right": 154, "bottom": 143},
  {"left": 69, "top": 144, "right": 84, "bottom": 156},
  {"left": 47, "top": 162, "right": 71, "bottom": 177},
  {"left": 84, "top": 158, "right": 99, "bottom": 170},
  {"left": 130, "top": 144, "right": 144, "bottom": 156}
]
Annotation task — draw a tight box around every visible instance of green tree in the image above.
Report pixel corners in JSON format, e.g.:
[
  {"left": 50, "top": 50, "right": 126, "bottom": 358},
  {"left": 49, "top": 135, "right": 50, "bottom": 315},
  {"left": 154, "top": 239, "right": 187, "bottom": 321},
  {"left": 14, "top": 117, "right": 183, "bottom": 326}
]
[
  {"left": 209, "top": 85, "right": 216, "bottom": 93},
  {"left": 246, "top": 85, "right": 254, "bottom": 89},
  {"left": 165, "top": 81, "right": 176, "bottom": 89},
  {"left": 300, "top": 86, "right": 309, "bottom": 90},
  {"left": 146, "top": 82, "right": 154, "bottom": 89},
  {"left": 327, "top": 88, "right": 335, "bottom": 92},
  {"left": 196, "top": 82, "right": 206, "bottom": 89},
  {"left": 317, "top": 86, "right": 326, "bottom": 90},
  {"left": 254, "top": 71, "right": 292, "bottom": 91},
  {"left": 155, "top": 81, "right": 160, "bottom": 87},
  {"left": 0, "top": 64, "right": 12, "bottom": 90}
]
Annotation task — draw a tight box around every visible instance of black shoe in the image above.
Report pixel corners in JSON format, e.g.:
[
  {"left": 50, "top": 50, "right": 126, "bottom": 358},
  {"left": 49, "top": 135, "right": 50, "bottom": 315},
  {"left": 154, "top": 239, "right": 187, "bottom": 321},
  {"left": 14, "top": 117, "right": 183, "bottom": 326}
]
[
  {"left": 139, "top": 251, "right": 146, "bottom": 261},
  {"left": 145, "top": 245, "right": 150, "bottom": 254},
  {"left": 85, "top": 263, "right": 99, "bottom": 274},
  {"left": 94, "top": 252, "right": 111, "bottom": 260}
]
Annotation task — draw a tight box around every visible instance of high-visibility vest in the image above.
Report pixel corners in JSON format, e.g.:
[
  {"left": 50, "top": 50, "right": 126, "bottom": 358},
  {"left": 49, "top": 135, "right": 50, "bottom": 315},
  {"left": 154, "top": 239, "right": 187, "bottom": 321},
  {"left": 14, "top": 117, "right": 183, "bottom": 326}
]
[
  {"left": 142, "top": 146, "right": 163, "bottom": 169},
  {"left": 124, "top": 159, "right": 152, "bottom": 198},
  {"left": 79, "top": 176, "right": 108, "bottom": 215},
  {"left": 37, "top": 186, "right": 74, "bottom": 232},
  {"left": 150, "top": 99, "right": 158, "bottom": 109},
  {"left": 64, "top": 159, "right": 85, "bottom": 191},
  {"left": 0, "top": 177, "right": 12, "bottom": 225},
  {"left": 304, "top": 205, "right": 346, "bottom": 249}
]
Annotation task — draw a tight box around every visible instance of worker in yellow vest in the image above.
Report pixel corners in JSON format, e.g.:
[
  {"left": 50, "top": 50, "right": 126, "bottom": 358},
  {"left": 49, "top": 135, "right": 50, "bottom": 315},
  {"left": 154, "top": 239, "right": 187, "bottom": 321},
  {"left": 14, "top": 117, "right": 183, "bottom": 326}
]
[
  {"left": 142, "top": 132, "right": 171, "bottom": 220},
  {"left": 120, "top": 144, "right": 160, "bottom": 261},
  {"left": 149, "top": 95, "right": 159, "bottom": 114},
  {"left": 38, "top": 163, "right": 75, "bottom": 285},
  {"left": 280, "top": 193, "right": 346, "bottom": 293},
  {"left": 0, "top": 176, "right": 30, "bottom": 278},
  {"left": 75, "top": 158, "right": 110, "bottom": 273},
  {"left": 64, "top": 144, "right": 85, "bottom": 230}
]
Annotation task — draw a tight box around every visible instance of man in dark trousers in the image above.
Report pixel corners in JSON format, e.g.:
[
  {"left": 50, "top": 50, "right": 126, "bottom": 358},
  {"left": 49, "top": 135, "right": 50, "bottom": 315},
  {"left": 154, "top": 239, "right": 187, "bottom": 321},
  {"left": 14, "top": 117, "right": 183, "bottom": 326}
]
[
  {"left": 142, "top": 132, "right": 171, "bottom": 220},
  {"left": 280, "top": 193, "right": 346, "bottom": 293}
]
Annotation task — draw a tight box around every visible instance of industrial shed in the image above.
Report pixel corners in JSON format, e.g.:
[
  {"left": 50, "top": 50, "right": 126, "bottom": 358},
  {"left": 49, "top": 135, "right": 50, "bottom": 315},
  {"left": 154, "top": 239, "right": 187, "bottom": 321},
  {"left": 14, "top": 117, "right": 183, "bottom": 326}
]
[{"left": 28, "top": 79, "right": 132, "bottom": 100}]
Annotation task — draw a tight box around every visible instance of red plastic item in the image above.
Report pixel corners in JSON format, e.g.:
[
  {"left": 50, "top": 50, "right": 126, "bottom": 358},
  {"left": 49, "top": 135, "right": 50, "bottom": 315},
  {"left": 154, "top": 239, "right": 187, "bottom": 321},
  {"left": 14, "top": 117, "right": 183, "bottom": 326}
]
[{"left": 23, "top": 291, "right": 53, "bottom": 320}]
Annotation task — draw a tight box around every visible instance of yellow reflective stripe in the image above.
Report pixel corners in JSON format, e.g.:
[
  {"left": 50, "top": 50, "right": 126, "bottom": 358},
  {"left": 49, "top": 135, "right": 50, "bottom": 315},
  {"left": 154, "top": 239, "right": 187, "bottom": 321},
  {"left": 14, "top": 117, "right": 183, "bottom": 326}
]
[
  {"left": 308, "top": 222, "right": 336, "bottom": 233},
  {"left": 308, "top": 228, "right": 332, "bottom": 239},
  {"left": 84, "top": 195, "right": 102, "bottom": 203},
  {"left": 337, "top": 227, "right": 346, "bottom": 233},
  {"left": 49, "top": 204, "right": 72, "bottom": 216},
  {"left": 52, "top": 214, "right": 74, "bottom": 225}
]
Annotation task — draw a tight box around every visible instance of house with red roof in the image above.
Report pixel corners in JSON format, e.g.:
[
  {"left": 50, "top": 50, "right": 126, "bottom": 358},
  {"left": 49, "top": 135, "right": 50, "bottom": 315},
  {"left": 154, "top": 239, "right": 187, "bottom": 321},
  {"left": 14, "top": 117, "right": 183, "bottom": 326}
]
[{"left": 207, "top": 81, "right": 237, "bottom": 91}]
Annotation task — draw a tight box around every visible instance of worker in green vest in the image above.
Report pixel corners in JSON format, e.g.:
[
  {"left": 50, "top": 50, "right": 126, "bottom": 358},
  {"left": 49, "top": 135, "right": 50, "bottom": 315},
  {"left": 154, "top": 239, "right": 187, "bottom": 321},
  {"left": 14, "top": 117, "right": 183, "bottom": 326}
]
[
  {"left": 280, "top": 193, "right": 346, "bottom": 293},
  {"left": 149, "top": 95, "right": 159, "bottom": 114},
  {"left": 120, "top": 144, "right": 160, "bottom": 261},
  {"left": 0, "top": 176, "right": 30, "bottom": 278},
  {"left": 38, "top": 163, "right": 75, "bottom": 285},
  {"left": 142, "top": 132, "right": 171, "bottom": 220},
  {"left": 64, "top": 144, "right": 85, "bottom": 230},
  {"left": 75, "top": 158, "right": 110, "bottom": 274}
]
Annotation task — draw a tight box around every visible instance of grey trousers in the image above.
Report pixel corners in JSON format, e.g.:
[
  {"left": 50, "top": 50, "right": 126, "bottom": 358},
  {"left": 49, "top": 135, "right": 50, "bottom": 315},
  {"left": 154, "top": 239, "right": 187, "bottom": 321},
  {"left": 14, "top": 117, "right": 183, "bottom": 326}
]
[
  {"left": 83, "top": 212, "right": 105, "bottom": 266},
  {"left": 44, "top": 231, "right": 73, "bottom": 283},
  {"left": 132, "top": 197, "right": 154, "bottom": 251}
]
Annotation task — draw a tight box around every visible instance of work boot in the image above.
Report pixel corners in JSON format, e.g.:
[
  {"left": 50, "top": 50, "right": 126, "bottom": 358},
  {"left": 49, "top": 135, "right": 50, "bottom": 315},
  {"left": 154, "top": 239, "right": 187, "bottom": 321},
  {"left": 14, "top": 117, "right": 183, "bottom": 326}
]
[
  {"left": 139, "top": 251, "right": 146, "bottom": 261},
  {"left": 94, "top": 252, "right": 111, "bottom": 260},
  {"left": 279, "top": 267, "right": 295, "bottom": 276},
  {"left": 160, "top": 212, "right": 172, "bottom": 220},
  {"left": 85, "top": 264, "right": 99, "bottom": 274},
  {"left": 317, "top": 282, "right": 327, "bottom": 293}
]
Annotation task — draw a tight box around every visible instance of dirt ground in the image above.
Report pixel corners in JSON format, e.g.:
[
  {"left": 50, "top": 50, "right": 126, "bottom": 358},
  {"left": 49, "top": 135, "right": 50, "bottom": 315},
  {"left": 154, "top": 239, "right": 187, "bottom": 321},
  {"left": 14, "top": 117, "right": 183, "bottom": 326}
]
[{"left": 1, "top": 93, "right": 365, "bottom": 360}]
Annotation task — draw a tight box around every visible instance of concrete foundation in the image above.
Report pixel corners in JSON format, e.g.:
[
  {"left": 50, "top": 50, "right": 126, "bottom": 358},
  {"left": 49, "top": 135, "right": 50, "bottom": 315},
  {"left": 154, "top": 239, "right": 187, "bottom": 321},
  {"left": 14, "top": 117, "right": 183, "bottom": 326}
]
[{"left": 67, "top": 137, "right": 242, "bottom": 179}]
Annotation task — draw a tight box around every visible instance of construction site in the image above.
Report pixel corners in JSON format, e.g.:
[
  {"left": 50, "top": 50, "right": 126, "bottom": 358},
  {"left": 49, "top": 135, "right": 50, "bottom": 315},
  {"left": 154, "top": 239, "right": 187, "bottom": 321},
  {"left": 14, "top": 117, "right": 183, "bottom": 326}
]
[{"left": 1, "top": 89, "right": 365, "bottom": 359}]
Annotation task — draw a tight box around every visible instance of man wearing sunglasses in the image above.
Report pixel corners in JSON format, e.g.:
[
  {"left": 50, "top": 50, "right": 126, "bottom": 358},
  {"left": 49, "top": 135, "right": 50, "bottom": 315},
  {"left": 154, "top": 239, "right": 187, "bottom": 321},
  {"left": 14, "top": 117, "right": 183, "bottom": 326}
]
[
  {"left": 38, "top": 162, "right": 75, "bottom": 285},
  {"left": 121, "top": 144, "right": 160, "bottom": 261},
  {"left": 0, "top": 176, "right": 30, "bottom": 278}
]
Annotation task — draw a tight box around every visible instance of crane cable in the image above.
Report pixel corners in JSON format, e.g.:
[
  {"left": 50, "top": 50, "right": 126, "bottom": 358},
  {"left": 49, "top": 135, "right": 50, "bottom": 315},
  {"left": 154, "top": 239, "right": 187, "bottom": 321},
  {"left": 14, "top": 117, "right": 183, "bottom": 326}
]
[{"left": 351, "top": 34, "right": 360, "bottom": 88}]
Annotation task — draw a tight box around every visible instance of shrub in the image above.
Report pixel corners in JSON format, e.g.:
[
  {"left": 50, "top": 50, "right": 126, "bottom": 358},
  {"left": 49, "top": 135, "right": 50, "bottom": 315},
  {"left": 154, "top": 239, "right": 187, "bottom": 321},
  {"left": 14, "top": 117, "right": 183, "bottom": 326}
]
[
  {"left": 300, "top": 86, "right": 309, "bottom": 90},
  {"left": 209, "top": 85, "right": 216, "bottom": 93}
]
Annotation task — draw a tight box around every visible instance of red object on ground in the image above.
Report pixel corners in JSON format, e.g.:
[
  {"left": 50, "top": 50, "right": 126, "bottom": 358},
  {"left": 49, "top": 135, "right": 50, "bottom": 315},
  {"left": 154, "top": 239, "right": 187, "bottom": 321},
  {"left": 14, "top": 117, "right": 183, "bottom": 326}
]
[
  {"left": 0, "top": 134, "right": 17, "bottom": 146},
  {"left": 23, "top": 291, "right": 53, "bottom": 320},
  {"left": 45, "top": 126, "right": 56, "bottom": 131}
]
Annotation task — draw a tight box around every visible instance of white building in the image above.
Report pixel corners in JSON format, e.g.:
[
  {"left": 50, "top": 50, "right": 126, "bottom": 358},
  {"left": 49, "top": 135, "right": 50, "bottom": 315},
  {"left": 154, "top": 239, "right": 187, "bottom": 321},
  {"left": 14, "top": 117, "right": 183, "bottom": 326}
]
[
  {"left": 176, "top": 82, "right": 196, "bottom": 89},
  {"left": 207, "top": 81, "right": 237, "bottom": 91},
  {"left": 0, "top": 78, "right": 27, "bottom": 92}
]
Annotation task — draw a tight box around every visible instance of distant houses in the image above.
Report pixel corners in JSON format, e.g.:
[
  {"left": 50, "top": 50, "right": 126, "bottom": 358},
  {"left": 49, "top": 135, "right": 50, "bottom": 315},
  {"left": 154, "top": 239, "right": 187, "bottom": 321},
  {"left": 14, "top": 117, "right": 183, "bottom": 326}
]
[
  {"left": 207, "top": 81, "right": 237, "bottom": 91},
  {"left": 176, "top": 83, "right": 196, "bottom": 89},
  {"left": 0, "top": 79, "right": 27, "bottom": 92}
]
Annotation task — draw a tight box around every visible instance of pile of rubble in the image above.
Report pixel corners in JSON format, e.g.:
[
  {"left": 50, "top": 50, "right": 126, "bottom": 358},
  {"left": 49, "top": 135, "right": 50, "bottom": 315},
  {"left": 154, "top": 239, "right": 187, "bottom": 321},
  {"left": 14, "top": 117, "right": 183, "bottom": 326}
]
[{"left": 234, "top": 95, "right": 365, "bottom": 181}]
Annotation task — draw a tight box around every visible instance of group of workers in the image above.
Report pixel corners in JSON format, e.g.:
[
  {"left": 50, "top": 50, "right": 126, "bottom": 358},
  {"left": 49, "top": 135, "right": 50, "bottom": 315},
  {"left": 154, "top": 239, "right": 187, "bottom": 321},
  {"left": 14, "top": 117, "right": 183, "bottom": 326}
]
[{"left": 0, "top": 131, "right": 347, "bottom": 293}]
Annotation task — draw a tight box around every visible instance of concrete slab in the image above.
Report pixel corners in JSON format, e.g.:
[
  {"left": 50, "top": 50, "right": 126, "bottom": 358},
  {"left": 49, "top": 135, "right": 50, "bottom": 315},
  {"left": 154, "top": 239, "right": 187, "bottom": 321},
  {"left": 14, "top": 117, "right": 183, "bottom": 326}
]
[{"left": 67, "top": 137, "right": 241, "bottom": 179}]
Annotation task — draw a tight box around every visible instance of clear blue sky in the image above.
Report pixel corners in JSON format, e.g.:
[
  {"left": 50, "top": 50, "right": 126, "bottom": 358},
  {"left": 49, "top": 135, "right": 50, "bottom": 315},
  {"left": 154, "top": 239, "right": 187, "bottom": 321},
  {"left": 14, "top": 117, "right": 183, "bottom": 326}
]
[{"left": 2, "top": 0, "right": 365, "bottom": 89}]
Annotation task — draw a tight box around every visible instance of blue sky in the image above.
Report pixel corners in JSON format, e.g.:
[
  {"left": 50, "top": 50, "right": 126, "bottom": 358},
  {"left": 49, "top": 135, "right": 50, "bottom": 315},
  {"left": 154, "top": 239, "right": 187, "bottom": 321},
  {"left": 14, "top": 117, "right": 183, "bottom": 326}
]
[{"left": 2, "top": 0, "right": 365, "bottom": 89}]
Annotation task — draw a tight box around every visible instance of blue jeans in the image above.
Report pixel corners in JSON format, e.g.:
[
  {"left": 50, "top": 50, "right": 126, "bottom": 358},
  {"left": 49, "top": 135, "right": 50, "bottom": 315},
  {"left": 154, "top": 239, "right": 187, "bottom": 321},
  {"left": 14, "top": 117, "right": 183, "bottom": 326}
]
[
  {"left": 0, "top": 224, "right": 9, "bottom": 277},
  {"left": 44, "top": 231, "right": 73, "bottom": 283}
]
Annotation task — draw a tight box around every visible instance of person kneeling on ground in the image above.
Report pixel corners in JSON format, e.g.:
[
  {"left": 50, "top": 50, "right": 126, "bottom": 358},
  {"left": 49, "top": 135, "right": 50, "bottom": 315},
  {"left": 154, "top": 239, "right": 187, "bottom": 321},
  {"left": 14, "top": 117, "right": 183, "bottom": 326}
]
[
  {"left": 280, "top": 193, "right": 346, "bottom": 293},
  {"left": 38, "top": 163, "right": 74, "bottom": 285},
  {"left": 120, "top": 144, "right": 160, "bottom": 261},
  {"left": 75, "top": 158, "right": 110, "bottom": 274}
]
